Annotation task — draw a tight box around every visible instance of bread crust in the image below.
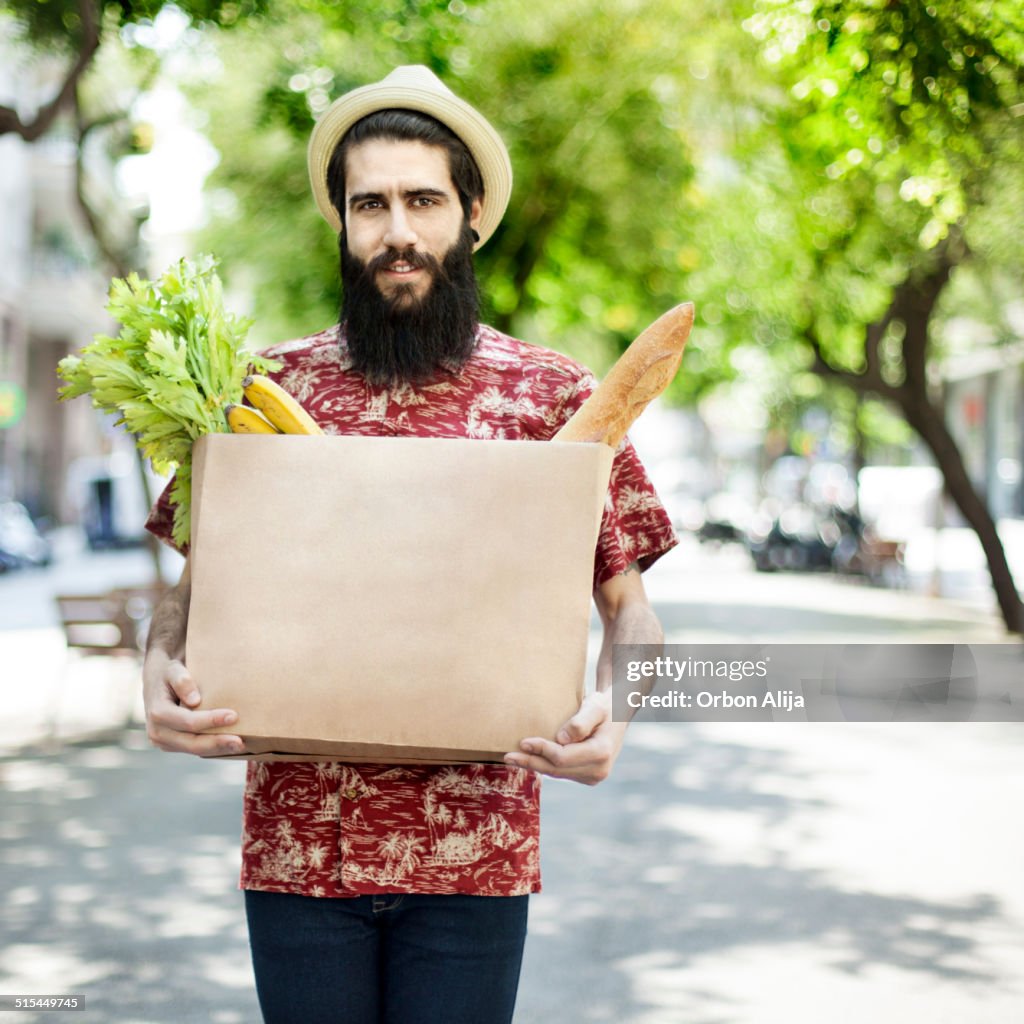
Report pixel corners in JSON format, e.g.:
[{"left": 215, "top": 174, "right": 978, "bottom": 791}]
[{"left": 554, "top": 302, "right": 694, "bottom": 447}]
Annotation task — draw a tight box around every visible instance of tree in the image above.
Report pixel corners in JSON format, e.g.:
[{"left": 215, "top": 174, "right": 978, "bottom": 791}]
[
  {"left": 2, "top": 0, "right": 270, "bottom": 272},
  {"left": 3, "top": 0, "right": 268, "bottom": 578},
  {"left": 0, "top": 0, "right": 267, "bottom": 141},
  {"left": 693, "top": 0, "right": 1024, "bottom": 632}
]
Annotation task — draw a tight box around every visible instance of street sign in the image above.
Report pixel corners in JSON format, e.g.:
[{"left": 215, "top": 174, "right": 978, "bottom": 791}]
[{"left": 0, "top": 381, "right": 25, "bottom": 429}]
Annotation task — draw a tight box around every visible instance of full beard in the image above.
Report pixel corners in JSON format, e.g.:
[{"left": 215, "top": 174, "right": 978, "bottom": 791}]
[{"left": 339, "top": 224, "right": 480, "bottom": 387}]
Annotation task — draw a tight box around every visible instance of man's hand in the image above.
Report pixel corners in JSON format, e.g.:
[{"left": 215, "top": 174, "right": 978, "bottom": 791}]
[
  {"left": 143, "top": 648, "right": 246, "bottom": 757},
  {"left": 503, "top": 690, "right": 625, "bottom": 785},
  {"left": 142, "top": 555, "right": 245, "bottom": 757},
  {"left": 504, "top": 562, "right": 663, "bottom": 786}
]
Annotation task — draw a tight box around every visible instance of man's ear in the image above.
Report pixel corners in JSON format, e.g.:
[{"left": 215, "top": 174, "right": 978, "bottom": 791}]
[{"left": 469, "top": 198, "right": 483, "bottom": 233}]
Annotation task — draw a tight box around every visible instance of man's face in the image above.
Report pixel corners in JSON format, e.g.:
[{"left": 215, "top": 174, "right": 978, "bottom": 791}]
[{"left": 343, "top": 139, "right": 482, "bottom": 306}]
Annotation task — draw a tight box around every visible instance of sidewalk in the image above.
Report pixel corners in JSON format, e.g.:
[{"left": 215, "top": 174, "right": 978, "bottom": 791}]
[
  {"left": 644, "top": 539, "right": 1014, "bottom": 644},
  {"left": 1, "top": 535, "right": 1022, "bottom": 1023},
  {"left": 0, "top": 531, "right": 182, "bottom": 754}
]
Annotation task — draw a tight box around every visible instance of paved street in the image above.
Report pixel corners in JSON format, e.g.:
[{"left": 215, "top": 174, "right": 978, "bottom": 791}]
[{"left": 1, "top": 534, "right": 1022, "bottom": 1022}]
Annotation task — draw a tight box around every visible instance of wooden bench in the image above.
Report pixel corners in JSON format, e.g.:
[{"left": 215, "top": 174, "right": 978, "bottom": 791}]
[
  {"left": 57, "top": 594, "right": 137, "bottom": 657},
  {"left": 50, "top": 584, "right": 170, "bottom": 738}
]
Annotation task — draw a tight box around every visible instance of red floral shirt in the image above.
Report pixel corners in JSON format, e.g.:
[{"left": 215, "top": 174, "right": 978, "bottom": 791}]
[{"left": 147, "top": 323, "right": 677, "bottom": 897}]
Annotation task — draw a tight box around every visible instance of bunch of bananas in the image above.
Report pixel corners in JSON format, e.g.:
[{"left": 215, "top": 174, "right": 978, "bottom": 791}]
[{"left": 224, "top": 375, "right": 324, "bottom": 435}]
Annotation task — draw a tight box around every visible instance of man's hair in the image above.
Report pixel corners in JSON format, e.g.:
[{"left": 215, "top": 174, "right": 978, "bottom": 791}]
[{"left": 326, "top": 108, "right": 485, "bottom": 227}]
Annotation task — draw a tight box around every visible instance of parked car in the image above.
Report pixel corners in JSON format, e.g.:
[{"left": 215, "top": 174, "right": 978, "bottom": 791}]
[
  {"left": 745, "top": 502, "right": 837, "bottom": 572},
  {"left": 697, "top": 492, "right": 755, "bottom": 546},
  {"left": 0, "top": 502, "right": 53, "bottom": 571}
]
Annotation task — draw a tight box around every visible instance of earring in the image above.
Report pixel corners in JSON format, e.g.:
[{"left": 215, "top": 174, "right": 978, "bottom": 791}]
[{"left": 471, "top": 229, "right": 481, "bottom": 243}]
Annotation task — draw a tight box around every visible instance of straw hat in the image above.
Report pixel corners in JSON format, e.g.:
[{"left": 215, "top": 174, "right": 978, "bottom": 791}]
[{"left": 307, "top": 65, "right": 512, "bottom": 250}]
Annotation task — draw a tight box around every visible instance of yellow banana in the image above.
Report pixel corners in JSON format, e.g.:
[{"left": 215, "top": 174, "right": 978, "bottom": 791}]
[
  {"left": 225, "top": 403, "right": 279, "bottom": 434},
  {"left": 241, "top": 375, "right": 324, "bottom": 435}
]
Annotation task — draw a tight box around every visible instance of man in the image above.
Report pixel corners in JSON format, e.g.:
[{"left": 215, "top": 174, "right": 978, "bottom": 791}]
[{"left": 143, "top": 66, "right": 676, "bottom": 1024}]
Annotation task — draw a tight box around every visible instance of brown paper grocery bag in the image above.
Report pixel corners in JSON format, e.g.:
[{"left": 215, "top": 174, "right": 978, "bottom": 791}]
[{"left": 187, "top": 434, "right": 613, "bottom": 762}]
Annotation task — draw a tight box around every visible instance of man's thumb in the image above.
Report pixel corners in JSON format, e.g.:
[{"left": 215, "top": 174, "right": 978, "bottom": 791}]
[{"left": 167, "top": 661, "right": 200, "bottom": 707}]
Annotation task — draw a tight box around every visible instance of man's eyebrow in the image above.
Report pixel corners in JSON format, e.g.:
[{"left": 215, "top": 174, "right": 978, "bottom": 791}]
[
  {"left": 347, "top": 187, "right": 450, "bottom": 208},
  {"left": 347, "top": 191, "right": 382, "bottom": 209},
  {"left": 405, "top": 187, "right": 449, "bottom": 201}
]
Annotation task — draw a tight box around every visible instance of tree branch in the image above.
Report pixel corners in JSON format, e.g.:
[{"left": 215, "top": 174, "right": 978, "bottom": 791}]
[
  {"left": 804, "top": 324, "right": 895, "bottom": 398},
  {"left": 73, "top": 89, "right": 134, "bottom": 277},
  {"left": 807, "top": 227, "right": 965, "bottom": 404},
  {"left": 864, "top": 306, "right": 894, "bottom": 386},
  {"left": 803, "top": 246, "right": 890, "bottom": 394},
  {"left": 0, "top": 0, "right": 101, "bottom": 141},
  {"left": 69, "top": 44, "right": 161, "bottom": 276},
  {"left": 898, "top": 234, "right": 961, "bottom": 394}
]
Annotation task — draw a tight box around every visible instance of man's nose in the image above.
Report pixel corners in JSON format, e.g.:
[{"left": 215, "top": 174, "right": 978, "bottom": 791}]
[{"left": 382, "top": 207, "right": 418, "bottom": 250}]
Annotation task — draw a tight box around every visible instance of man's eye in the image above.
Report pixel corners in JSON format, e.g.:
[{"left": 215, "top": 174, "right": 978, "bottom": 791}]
[{"left": 413, "top": 197, "right": 436, "bottom": 207}]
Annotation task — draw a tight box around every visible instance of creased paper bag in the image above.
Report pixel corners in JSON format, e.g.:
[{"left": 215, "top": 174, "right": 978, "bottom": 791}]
[{"left": 187, "top": 434, "right": 613, "bottom": 762}]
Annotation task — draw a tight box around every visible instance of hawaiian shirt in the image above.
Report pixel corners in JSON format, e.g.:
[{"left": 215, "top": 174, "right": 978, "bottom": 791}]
[{"left": 146, "top": 322, "right": 677, "bottom": 897}]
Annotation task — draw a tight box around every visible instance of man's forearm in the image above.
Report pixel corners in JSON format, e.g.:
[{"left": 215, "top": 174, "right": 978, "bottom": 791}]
[
  {"left": 147, "top": 573, "right": 190, "bottom": 661},
  {"left": 594, "top": 562, "right": 664, "bottom": 697},
  {"left": 596, "top": 600, "right": 663, "bottom": 693}
]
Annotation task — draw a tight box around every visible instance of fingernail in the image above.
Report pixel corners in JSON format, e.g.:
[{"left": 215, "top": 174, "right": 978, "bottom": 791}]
[
  {"left": 557, "top": 730, "right": 570, "bottom": 744},
  {"left": 184, "top": 691, "right": 201, "bottom": 707},
  {"left": 220, "top": 711, "right": 238, "bottom": 726}
]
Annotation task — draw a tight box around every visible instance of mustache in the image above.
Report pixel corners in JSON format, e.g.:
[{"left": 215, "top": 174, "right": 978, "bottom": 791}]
[{"left": 366, "top": 248, "right": 442, "bottom": 278}]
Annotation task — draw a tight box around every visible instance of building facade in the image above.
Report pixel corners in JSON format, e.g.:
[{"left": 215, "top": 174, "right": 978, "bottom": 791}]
[
  {"left": 0, "top": 31, "right": 149, "bottom": 538},
  {"left": 944, "top": 337, "right": 1024, "bottom": 523}
]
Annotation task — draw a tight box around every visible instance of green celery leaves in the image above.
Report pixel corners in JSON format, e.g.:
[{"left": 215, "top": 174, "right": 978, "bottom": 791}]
[{"left": 57, "top": 254, "right": 281, "bottom": 549}]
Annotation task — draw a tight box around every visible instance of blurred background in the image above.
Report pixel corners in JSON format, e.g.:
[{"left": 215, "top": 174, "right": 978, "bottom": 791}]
[
  {"left": 2, "top": 5, "right": 1024, "bottom": 1022},
  {"left": 0, "top": 0, "right": 1022, "bottom": 631}
]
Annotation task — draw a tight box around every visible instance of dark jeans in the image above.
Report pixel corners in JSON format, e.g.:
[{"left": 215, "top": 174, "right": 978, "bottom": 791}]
[{"left": 245, "top": 890, "right": 529, "bottom": 1024}]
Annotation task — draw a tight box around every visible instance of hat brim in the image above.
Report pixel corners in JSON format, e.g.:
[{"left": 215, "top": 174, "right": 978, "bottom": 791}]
[{"left": 307, "top": 79, "right": 512, "bottom": 251}]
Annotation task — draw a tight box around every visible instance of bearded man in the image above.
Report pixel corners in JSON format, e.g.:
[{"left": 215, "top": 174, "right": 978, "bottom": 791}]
[{"left": 142, "top": 66, "right": 676, "bottom": 1024}]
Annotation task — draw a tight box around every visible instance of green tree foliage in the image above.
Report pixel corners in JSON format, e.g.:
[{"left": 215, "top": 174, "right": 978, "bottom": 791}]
[
  {"left": 698, "top": 0, "right": 1024, "bottom": 630},
  {"left": 0, "top": 0, "right": 268, "bottom": 141},
  {"left": 680, "top": 0, "right": 1022, "bottom": 386},
  {"left": 4, "top": 0, "right": 265, "bottom": 49},
  {"left": 193, "top": 0, "right": 701, "bottom": 361}
]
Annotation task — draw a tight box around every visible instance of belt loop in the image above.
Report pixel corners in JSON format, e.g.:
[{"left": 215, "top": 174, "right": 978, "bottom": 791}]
[{"left": 372, "top": 894, "right": 404, "bottom": 914}]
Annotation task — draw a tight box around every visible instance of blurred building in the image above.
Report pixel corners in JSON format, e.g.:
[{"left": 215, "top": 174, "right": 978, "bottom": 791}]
[
  {"left": 943, "top": 311, "right": 1024, "bottom": 523},
  {"left": 0, "top": 30, "right": 150, "bottom": 539}
]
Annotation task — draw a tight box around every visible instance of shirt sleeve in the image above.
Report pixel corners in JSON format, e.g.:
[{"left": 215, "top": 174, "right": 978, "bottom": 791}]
[
  {"left": 145, "top": 477, "right": 189, "bottom": 556},
  {"left": 553, "top": 368, "right": 679, "bottom": 590}
]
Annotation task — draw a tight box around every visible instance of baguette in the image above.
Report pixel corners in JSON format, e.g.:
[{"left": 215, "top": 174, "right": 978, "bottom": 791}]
[{"left": 554, "top": 301, "right": 694, "bottom": 448}]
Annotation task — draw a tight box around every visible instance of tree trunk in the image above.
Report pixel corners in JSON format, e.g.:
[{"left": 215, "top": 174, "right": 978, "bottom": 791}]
[
  {"left": 898, "top": 392, "right": 1022, "bottom": 634},
  {"left": 805, "top": 238, "right": 1022, "bottom": 635},
  {"left": 851, "top": 395, "right": 867, "bottom": 517},
  {"left": 0, "top": 0, "right": 100, "bottom": 141}
]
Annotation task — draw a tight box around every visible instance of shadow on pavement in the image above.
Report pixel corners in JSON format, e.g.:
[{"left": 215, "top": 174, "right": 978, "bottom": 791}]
[
  {"left": 519, "top": 723, "right": 1011, "bottom": 1023},
  {"left": 0, "top": 732, "right": 256, "bottom": 1024},
  {"left": 1, "top": 723, "right": 1014, "bottom": 1024}
]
